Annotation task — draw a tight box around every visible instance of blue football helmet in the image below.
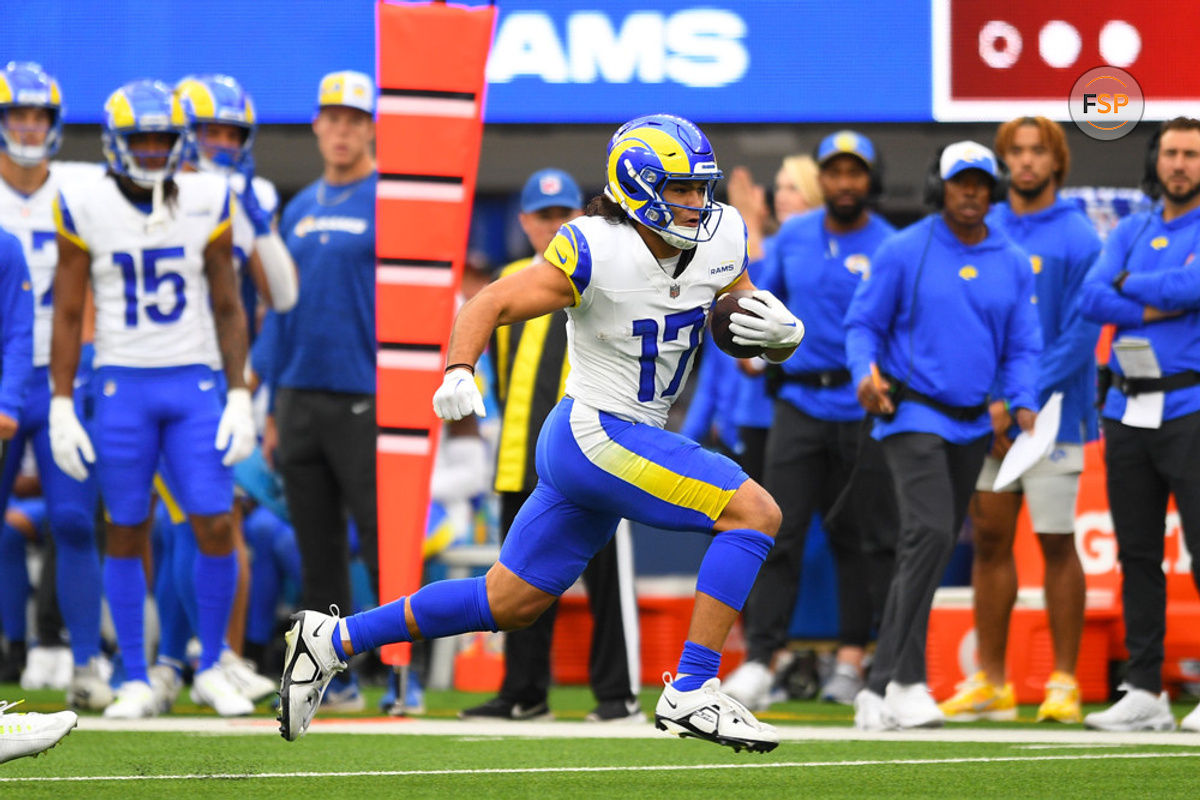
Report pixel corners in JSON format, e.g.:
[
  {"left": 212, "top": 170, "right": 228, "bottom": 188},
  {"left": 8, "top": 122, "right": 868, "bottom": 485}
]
[
  {"left": 101, "top": 79, "right": 188, "bottom": 187},
  {"left": 175, "top": 74, "right": 256, "bottom": 174},
  {"left": 0, "top": 61, "right": 63, "bottom": 167},
  {"left": 605, "top": 114, "right": 723, "bottom": 249}
]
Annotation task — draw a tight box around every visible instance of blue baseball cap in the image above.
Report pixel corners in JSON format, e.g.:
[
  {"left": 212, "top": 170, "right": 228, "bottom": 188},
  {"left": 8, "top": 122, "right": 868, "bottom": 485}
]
[
  {"left": 816, "top": 130, "right": 876, "bottom": 169},
  {"left": 520, "top": 168, "right": 583, "bottom": 213},
  {"left": 940, "top": 140, "right": 999, "bottom": 181}
]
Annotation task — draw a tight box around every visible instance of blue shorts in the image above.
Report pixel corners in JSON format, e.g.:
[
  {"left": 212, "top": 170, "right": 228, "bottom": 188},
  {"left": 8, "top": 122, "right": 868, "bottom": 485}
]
[
  {"left": 500, "top": 397, "right": 747, "bottom": 595},
  {"left": 93, "top": 365, "right": 233, "bottom": 525}
]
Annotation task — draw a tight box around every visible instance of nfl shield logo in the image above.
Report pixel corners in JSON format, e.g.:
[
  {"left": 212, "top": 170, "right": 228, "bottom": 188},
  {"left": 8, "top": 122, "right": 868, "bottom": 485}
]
[{"left": 669, "top": 283, "right": 680, "bottom": 298}]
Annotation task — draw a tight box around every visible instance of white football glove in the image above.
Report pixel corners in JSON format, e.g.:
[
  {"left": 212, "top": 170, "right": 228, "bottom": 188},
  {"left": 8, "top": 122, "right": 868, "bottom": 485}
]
[
  {"left": 432, "top": 367, "right": 486, "bottom": 421},
  {"left": 729, "top": 289, "right": 806, "bottom": 349},
  {"left": 430, "top": 435, "right": 491, "bottom": 503},
  {"left": 215, "top": 387, "right": 257, "bottom": 466},
  {"left": 49, "top": 396, "right": 95, "bottom": 482}
]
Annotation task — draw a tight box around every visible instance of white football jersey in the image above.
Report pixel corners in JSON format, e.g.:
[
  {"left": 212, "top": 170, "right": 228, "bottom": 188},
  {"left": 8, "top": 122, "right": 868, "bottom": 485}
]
[
  {"left": 0, "top": 161, "right": 105, "bottom": 366},
  {"left": 547, "top": 204, "right": 747, "bottom": 427},
  {"left": 228, "top": 173, "right": 279, "bottom": 275},
  {"left": 55, "top": 171, "right": 232, "bottom": 370}
]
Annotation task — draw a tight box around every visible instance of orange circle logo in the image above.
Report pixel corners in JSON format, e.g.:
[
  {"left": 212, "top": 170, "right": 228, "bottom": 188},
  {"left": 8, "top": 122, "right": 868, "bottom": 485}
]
[{"left": 1069, "top": 66, "right": 1144, "bottom": 141}]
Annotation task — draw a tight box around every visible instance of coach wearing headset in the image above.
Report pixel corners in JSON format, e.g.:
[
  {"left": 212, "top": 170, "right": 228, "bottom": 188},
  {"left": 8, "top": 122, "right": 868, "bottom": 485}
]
[
  {"left": 1078, "top": 117, "right": 1200, "bottom": 734},
  {"left": 724, "top": 131, "right": 898, "bottom": 712},
  {"left": 845, "top": 141, "right": 1041, "bottom": 730}
]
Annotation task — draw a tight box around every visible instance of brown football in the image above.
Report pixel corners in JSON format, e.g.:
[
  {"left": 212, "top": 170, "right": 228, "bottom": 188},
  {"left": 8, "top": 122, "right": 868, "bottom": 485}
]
[{"left": 708, "top": 290, "right": 765, "bottom": 358}]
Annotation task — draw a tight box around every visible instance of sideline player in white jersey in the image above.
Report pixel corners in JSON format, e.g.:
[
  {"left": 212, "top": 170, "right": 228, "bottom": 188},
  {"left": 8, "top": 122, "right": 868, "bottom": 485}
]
[
  {"left": 131, "top": 74, "right": 295, "bottom": 711},
  {"left": 48, "top": 79, "right": 257, "bottom": 719},
  {"left": 278, "top": 114, "right": 805, "bottom": 753},
  {"left": 0, "top": 61, "right": 111, "bottom": 708}
]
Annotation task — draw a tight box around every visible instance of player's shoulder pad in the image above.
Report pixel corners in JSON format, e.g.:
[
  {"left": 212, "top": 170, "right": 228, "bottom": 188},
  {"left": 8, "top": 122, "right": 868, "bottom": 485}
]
[{"left": 545, "top": 220, "right": 594, "bottom": 306}]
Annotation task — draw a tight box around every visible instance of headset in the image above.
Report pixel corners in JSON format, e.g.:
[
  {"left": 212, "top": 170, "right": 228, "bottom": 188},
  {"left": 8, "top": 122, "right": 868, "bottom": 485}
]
[
  {"left": 922, "top": 144, "right": 1009, "bottom": 208},
  {"left": 1141, "top": 125, "right": 1164, "bottom": 199}
]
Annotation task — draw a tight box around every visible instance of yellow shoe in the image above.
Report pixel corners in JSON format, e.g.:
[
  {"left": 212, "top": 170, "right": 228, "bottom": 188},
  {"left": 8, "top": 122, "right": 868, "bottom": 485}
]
[
  {"left": 1037, "top": 672, "right": 1082, "bottom": 723},
  {"left": 937, "top": 672, "right": 1017, "bottom": 721}
]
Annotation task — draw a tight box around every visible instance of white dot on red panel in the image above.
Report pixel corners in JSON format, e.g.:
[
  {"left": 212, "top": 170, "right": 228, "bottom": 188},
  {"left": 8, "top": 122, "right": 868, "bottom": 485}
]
[
  {"left": 1099, "top": 20, "right": 1141, "bottom": 67},
  {"left": 1039, "top": 20, "right": 1082, "bottom": 69}
]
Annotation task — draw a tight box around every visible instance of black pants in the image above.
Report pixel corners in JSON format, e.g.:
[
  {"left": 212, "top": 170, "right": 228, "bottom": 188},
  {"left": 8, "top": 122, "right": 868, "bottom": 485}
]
[
  {"left": 867, "top": 432, "right": 988, "bottom": 693},
  {"left": 498, "top": 490, "right": 638, "bottom": 706},
  {"left": 1104, "top": 411, "right": 1200, "bottom": 693},
  {"left": 275, "top": 388, "right": 379, "bottom": 616},
  {"left": 745, "top": 403, "right": 895, "bottom": 663},
  {"left": 737, "top": 425, "right": 768, "bottom": 487}
]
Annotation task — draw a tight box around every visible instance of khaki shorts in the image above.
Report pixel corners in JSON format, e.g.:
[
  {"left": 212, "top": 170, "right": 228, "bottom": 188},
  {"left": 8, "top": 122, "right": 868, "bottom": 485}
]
[{"left": 974, "top": 443, "right": 1084, "bottom": 534}]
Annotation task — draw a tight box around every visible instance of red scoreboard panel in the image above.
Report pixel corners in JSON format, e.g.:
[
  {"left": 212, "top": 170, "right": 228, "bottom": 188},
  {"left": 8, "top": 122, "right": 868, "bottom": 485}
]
[{"left": 933, "top": 0, "right": 1199, "bottom": 121}]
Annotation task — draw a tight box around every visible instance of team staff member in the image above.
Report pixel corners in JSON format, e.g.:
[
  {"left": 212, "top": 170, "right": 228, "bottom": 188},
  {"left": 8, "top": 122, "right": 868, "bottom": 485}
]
[
  {"left": 260, "top": 71, "right": 378, "bottom": 710},
  {"left": 460, "top": 168, "right": 642, "bottom": 724},
  {"left": 280, "top": 114, "right": 804, "bottom": 753},
  {"left": 846, "top": 141, "right": 1041, "bottom": 730},
  {"left": 940, "top": 117, "right": 1101, "bottom": 725},
  {"left": 723, "top": 132, "right": 896, "bottom": 711},
  {"left": 1078, "top": 117, "right": 1200, "bottom": 733}
]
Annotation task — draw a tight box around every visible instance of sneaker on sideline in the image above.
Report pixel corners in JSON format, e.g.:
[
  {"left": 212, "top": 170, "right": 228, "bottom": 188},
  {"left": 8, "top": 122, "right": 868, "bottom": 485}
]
[
  {"left": 458, "top": 696, "right": 552, "bottom": 721},
  {"left": 0, "top": 702, "right": 77, "bottom": 764},
  {"left": 720, "top": 660, "right": 773, "bottom": 712},
  {"left": 192, "top": 666, "right": 255, "bottom": 717},
  {"left": 148, "top": 664, "right": 183, "bottom": 714},
  {"left": 1180, "top": 701, "right": 1200, "bottom": 732},
  {"left": 103, "top": 680, "right": 157, "bottom": 719},
  {"left": 820, "top": 662, "right": 865, "bottom": 706},
  {"left": 886, "top": 682, "right": 944, "bottom": 729},
  {"left": 67, "top": 655, "right": 114, "bottom": 711},
  {"left": 277, "top": 608, "right": 347, "bottom": 741},
  {"left": 585, "top": 698, "right": 646, "bottom": 723},
  {"left": 654, "top": 675, "right": 779, "bottom": 753},
  {"left": 853, "top": 688, "right": 898, "bottom": 731},
  {"left": 219, "top": 650, "right": 277, "bottom": 704},
  {"left": 19, "top": 647, "right": 58, "bottom": 691},
  {"left": 1036, "top": 671, "right": 1082, "bottom": 724},
  {"left": 938, "top": 672, "right": 1017, "bottom": 721},
  {"left": 382, "top": 670, "right": 426, "bottom": 716},
  {"left": 1084, "top": 688, "right": 1176, "bottom": 732},
  {"left": 321, "top": 673, "right": 365, "bottom": 712}
]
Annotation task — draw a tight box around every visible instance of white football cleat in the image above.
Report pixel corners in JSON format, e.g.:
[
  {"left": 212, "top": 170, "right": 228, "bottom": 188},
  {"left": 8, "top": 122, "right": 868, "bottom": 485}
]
[
  {"left": 1084, "top": 688, "right": 1176, "bottom": 732},
  {"left": 219, "top": 650, "right": 277, "bottom": 703},
  {"left": 192, "top": 666, "right": 255, "bottom": 717},
  {"left": 148, "top": 664, "right": 183, "bottom": 714},
  {"left": 67, "top": 655, "right": 113, "bottom": 712},
  {"left": 853, "top": 688, "right": 899, "bottom": 731},
  {"left": 1180, "top": 700, "right": 1200, "bottom": 732},
  {"left": 103, "top": 680, "right": 157, "bottom": 719},
  {"left": 0, "top": 701, "right": 77, "bottom": 764},
  {"left": 278, "top": 609, "right": 347, "bottom": 741},
  {"left": 885, "top": 682, "right": 944, "bottom": 729},
  {"left": 20, "top": 646, "right": 65, "bottom": 691},
  {"left": 654, "top": 674, "right": 779, "bottom": 753},
  {"left": 720, "top": 660, "right": 774, "bottom": 712}
]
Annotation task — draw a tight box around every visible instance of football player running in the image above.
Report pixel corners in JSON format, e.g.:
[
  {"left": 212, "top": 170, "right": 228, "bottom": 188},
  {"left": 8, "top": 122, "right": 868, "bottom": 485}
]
[
  {"left": 0, "top": 61, "right": 109, "bottom": 709},
  {"left": 279, "top": 114, "right": 804, "bottom": 753},
  {"left": 49, "top": 80, "right": 256, "bottom": 718}
]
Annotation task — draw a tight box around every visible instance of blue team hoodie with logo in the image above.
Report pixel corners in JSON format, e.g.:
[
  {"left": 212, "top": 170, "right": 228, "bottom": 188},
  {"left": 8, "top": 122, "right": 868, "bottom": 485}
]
[
  {"left": 987, "top": 197, "right": 1102, "bottom": 443},
  {"left": 845, "top": 214, "right": 1041, "bottom": 444}
]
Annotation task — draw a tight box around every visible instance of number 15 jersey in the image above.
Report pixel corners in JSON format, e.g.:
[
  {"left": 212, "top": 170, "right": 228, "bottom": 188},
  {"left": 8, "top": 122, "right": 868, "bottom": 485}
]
[
  {"left": 546, "top": 204, "right": 747, "bottom": 428},
  {"left": 54, "top": 171, "right": 231, "bottom": 370}
]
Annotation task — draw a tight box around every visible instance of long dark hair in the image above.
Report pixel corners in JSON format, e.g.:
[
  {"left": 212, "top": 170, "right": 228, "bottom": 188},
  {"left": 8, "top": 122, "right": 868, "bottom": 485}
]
[{"left": 586, "top": 193, "right": 631, "bottom": 226}]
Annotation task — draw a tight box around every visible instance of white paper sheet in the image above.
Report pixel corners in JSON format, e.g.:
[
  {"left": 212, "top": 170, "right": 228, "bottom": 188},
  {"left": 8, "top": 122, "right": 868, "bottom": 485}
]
[
  {"left": 993, "top": 392, "right": 1063, "bottom": 491},
  {"left": 1113, "top": 337, "right": 1164, "bottom": 429}
]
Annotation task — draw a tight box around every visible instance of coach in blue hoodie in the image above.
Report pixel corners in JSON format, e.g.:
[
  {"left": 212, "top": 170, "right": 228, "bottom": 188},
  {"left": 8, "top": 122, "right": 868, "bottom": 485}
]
[{"left": 844, "top": 141, "right": 1041, "bottom": 731}]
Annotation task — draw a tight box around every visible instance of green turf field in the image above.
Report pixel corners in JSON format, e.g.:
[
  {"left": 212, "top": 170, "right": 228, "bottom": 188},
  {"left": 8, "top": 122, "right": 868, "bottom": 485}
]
[{"left": 4, "top": 684, "right": 1199, "bottom": 799}]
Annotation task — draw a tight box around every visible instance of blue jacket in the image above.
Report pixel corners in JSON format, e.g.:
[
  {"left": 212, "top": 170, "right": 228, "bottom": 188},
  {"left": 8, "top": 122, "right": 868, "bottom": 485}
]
[
  {"left": 0, "top": 229, "right": 32, "bottom": 421},
  {"left": 988, "top": 198, "right": 1101, "bottom": 443},
  {"left": 1078, "top": 203, "right": 1200, "bottom": 422},
  {"left": 759, "top": 208, "right": 895, "bottom": 422},
  {"left": 270, "top": 173, "right": 377, "bottom": 395},
  {"left": 845, "top": 214, "right": 1041, "bottom": 444}
]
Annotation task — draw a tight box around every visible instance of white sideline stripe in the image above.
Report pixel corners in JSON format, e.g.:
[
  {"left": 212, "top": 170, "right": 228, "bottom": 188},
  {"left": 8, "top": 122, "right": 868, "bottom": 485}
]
[
  {"left": 377, "top": 181, "right": 464, "bottom": 202},
  {"left": 72, "top": 717, "right": 1200, "bottom": 747},
  {"left": 378, "top": 350, "right": 443, "bottom": 371},
  {"left": 377, "top": 96, "right": 476, "bottom": 118},
  {"left": 377, "top": 434, "right": 431, "bottom": 455},
  {"left": 2, "top": 752, "right": 1198, "bottom": 783},
  {"left": 377, "top": 265, "right": 453, "bottom": 287}
]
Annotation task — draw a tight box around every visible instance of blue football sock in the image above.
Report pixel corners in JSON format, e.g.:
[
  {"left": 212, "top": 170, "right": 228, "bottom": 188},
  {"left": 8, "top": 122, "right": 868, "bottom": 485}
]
[
  {"left": 696, "top": 528, "right": 773, "bottom": 611},
  {"left": 345, "top": 576, "right": 497, "bottom": 654},
  {"left": 104, "top": 556, "right": 148, "bottom": 684},
  {"left": 0, "top": 524, "right": 29, "bottom": 643},
  {"left": 51, "top": 515, "right": 103, "bottom": 665},
  {"left": 194, "top": 552, "right": 238, "bottom": 672},
  {"left": 673, "top": 641, "right": 722, "bottom": 692},
  {"left": 171, "top": 522, "right": 201, "bottom": 635},
  {"left": 154, "top": 540, "right": 192, "bottom": 665},
  {"left": 243, "top": 508, "right": 281, "bottom": 647}
]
